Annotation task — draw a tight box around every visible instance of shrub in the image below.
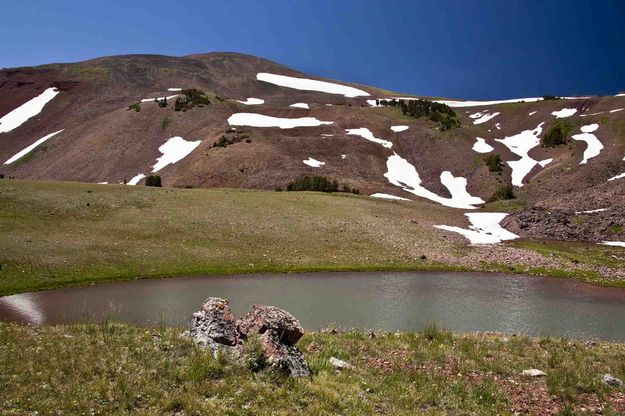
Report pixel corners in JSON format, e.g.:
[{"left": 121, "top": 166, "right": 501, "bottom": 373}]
[
  {"left": 127, "top": 103, "right": 141, "bottom": 112},
  {"left": 543, "top": 120, "right": 572, "bottom": 147},
  {"left": 145, "top": 175, "right": 162, "bottom": 187},
  {"left": 484, "top": 154, "right": 502, "bottom": 172},
  {"left": 488, "top": 184, "right": 515, "bottom": 202},
  {"left": 174, "top": 88, "right": 211, "bottom": 112},
  {"left": 160, "top": 117, "right": 171, "bottom": 131}
]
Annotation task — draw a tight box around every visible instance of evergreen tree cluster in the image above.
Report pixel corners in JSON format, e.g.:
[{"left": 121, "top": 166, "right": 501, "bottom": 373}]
[
  {"left": 174, "top": 89, "right": 211, "bottom": 112},
  {"left": 377, "top": 98, "right": 460, "bottom": 130},
  {"left": 286, "top": 175, "right": 359, "bottom": 194},
  {"left": 145, "top": 175, "right": 162, "bottom": 187}
]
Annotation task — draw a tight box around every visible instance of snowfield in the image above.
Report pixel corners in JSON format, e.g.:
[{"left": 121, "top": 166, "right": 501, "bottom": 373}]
[
  {"left": 572, "top": 124, "right": 603, "bottom": 164},
  {"left": 346, "top": 128, "right": 393, "bottom": 148},
  {"left": 390, "top": 125, "right": 409, "bottom": 132},
  {"left": 435, "top": 213, "right": 519, "bottom": 244},
  {"left": 4, "top": 129, "right": 64, "bottom": 165},
  {"left": 473, "top": 112, "right": 500, "bottom": 125},
  {"left": 384, "top": 153, "right": 484, "bottom": 209},
  {"left": 303, "top": 157, "right": 325, "bottom": 167},
  {"left": 289, "top": 103, "right": 309, "bottom": 109},
  {"left": 436, "top": 97, "right": 542, "bottom": 108},
  {"left": 370, "top": 193, "right": 410, "bottom": 201},
  {"left": 0, "top": 87, "right": 60, "bottom": 134},
  {"left": 495, "top": 123, "right": 548, "bottom": 186},
  {"left": 551, "top": 108, "right": 577, "bottom": 118},
  {"left": 237, "top": 98, "right": 264, "bottom": 105},
  {"left": 228, "top": 113, "right": 333, "bottom": 129},
  {"left": 472, "top": 137, "right": 494, "bottom": 153},
  {"left": 257, "top": 73, "right": 369, "bottom": 97},
  {"left": 127, "top": 173, "right": 146, "bottom": 186},
  {"left": 152, "top": 136, "right": 202, "bottom": 172},
  {"left": 600, "top": 241, "right": 625, "bottom": 248}
]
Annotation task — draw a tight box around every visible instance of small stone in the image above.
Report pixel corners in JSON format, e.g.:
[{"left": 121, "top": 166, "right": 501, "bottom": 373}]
[
  {"left": 602, "top": 374, "right": 623, "bottom": 387},
  {"left": 330, "top": 356, "right": 352, "bottom": 370},
  {"left": 522, "top": 369, "right": 546, "bottom": 377}
]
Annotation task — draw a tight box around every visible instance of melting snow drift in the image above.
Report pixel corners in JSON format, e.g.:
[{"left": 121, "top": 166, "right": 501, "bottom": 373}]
[
  {"left": 228, "top": 113, "right": 333, "bottom": 129},
  {"left": 601, "top": 241, "right": 625, "bottom": 248},
  {"left": 346, "top": 128, "right": 393, "bottom": 148},
  {"left": 473, "top": 112, "right": 500, "bottom": 125},
  {"left": 152, "top": 136, "right": 202, "bottom": 172},
  {"left": 384, "top": 153, "right": 484, "bottom": 209},
  {"left": 495, "top": 123, "right": 546, "bottom": 187},
  {"left": 435, "top": 213, "right": 518, "bottom": 244},
  {"left": 370, "top": 193, "right": 410, "bottom": 201},
  {"left": 303, "top": 157, "right": 325, "bottom": 167},
  {"left": 0, "top": 87, "right": 60, "bottom": 134},
  {"left": 257, "top": 73, "right": 369, "bottom": 97},
  {"left": 237, "top": 98, "right": 264, "bottom": 105},
  {"left": 128, "top": 173, "right": 146, "bottom": 185},
  {"left": 4, "top": 129, "right": 64, "bottom": 165},
  {"left": 289, "top": 103, "right": 309, "bottom": 109},
  {"left": 572, "top": 124, "right": 603, "bottom": 164},
  {"left": 551, "top": 108, "right": 577, "bottom": 118},
  {"left": 472, "top": 137, "right": 494, "bottom": 154}
]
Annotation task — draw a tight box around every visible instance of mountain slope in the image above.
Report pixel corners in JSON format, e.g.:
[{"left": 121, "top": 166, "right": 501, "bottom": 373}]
[{"left": 1, "top": 52, "right": 624, "bottom": 243}]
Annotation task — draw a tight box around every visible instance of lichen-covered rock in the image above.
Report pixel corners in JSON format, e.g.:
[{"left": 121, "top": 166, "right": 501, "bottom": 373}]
[
  {"left": 259, "top": 329, "right": 310, "bottom": 377},
  {"left": 238, "top": 304, "right": 304, "bottom": 346},
  {"left": 185, "top": 297, "right": 240, "bottom": 354}
]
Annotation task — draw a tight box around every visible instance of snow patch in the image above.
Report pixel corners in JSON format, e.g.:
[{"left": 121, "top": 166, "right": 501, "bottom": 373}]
[
  {"left": 98, "top": 181, "right": 108, "bottom": 185},
  {"left": 472, "top": 137, "right": 494, "bottom": 153},
  {"left": 168, "top": 88, "right": 182, "bottom": 92},
  {"left": 529, "top": 111, "right": 538, "bottom": 116},
  {"left": 257, "top": 73, "right": 369, "bottom": 97},
  {"left": 571, "top": 124, "right": 603, "bottom": 164},
  {"left": 370, "top": 193, "right": 410, "bottom": 201},
  {"left": 610, "top": 108, "right": 623, "bottom": 113},
  {"left": 303, "top": 157, "right": 325, "bottom": 167},
  {"left": 436, "top": 97, "right": 543, "bottom": 108},
  {"left": 551, "top": 108, "right": 577, "bottom": 118},
  {"left": 576, "top": 208, "right": 608, "bottom": 214},
  {"left": 341, "top": 154, "right": 347, "bottom": 159},
  {"left": 473, "top": 112, "right": 500, "bottom": 125},
  {"left": 4, "top": 129, "right": 64, "bottom": 164},
  {"left": 435, "top": 213, "right": 518, "bottom": 245},
  {"left": 228, "top": 113, "right": 333, "bottom": 129},
  {"left": 495, "top": 123, "right": 501, "bottom": 130},
  {"left": 384, "top": 153, "right": 484, "bottom": 209},
  {"left": 0, "top": 87, "right": 60, "bottom": 134},
  {"left": 289, "top": 102, "right": 309, "bottom": 109},
  {"left": 495, "top": 123, "right": 544, "bottom": 186},
  {"left": 141, "top": 94, "right": 178, "bottom": 103},
  {"left": 346, "top": 128, "right": 393, "bottom": 148},
  {"left": 321, "top": 134, "right": 334, "bottom": 137},
  {"left": 608, "top": 172, "right": 625, "bottom": 181},
  {"left": 390, "top": 125, "right": 409, "bottom": 132},
  {"left": 600, "top": 241, "right": 625, "bottom": 248},
  {"left": 152, "top": 136, "right": 202, "bottom": 173},
  {"left": 237, "top": 98, "right": 264, "bottom": 105},
  {"left": 538, "top": 158, "right": 553, "bottom": 167},
  {"left": 128, "top": 173, "right": 146, "bottom": 185}
]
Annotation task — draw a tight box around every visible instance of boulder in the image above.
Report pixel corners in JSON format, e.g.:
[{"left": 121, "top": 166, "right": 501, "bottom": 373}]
[
  {"left": 259, "top": 329, "right": 310, "bottom": 377},
  {"left": 185, "top": 297, "right": 240, "bottom": 354},
  {"left": 602, "top": 374, "right": 623, "bottom": 387},
  {"left": 238, "top": 304, "right": 304, "bottom": 345}
]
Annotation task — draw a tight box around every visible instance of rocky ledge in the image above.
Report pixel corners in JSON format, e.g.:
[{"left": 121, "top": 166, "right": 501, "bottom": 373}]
[{"left": 184, "top": 297, "right": 310, "bottom": 377}]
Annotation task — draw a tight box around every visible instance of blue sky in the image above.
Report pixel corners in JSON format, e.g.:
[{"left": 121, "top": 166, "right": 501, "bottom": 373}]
[{"left": 1, "top": 0, "right": 624, "bottom": 99}]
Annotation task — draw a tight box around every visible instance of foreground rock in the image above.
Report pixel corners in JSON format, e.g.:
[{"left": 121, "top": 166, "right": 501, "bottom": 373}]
[
  {"left": 185, "top": 298, "right": 309, "bottom": 377},
  {"left": 238, "top": 305, "right": 310, "bottom": 377},
  {"left": 521, "top": 369, "right": 546, "bottom": 377},
  {"left": 329, "top": 356, "right": 352, "bottom": 370},
  {"left": 603, "top": 373, "right": 623, "bottom": 387},
  {"left": 184, "top": 297, "right": 241, "bottom": 355}
]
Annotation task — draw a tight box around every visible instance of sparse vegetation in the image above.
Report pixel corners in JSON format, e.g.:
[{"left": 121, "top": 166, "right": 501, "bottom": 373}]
[
  {"left": 174, "top": 88, "right": 211, "bottom": 112},
  {"left": 213, "top": 136, "right": 234, "bottom": 148},
  {"left": 543, "top": 120, "right": 572, "bottom": 147},
  {"left": 145, "top": 175, "right": 162, "bottom": 187},
  {"left": 160, "top": 117, "right": 171, "bottom": 131},
  {"left": 484, "top": 154, "right": 503, "bottom": 172},
  {"left": 1, "top": 322, "right": 624, "bottom": 415},
  {"left": 379, "top": 98, "right": 460, "bottom": 130},
  {"left": 488, "top": 184, "right": 515, "bottom": 202},
  {"left": 128, "top": 102, "right": 141, "bottom": 112}
]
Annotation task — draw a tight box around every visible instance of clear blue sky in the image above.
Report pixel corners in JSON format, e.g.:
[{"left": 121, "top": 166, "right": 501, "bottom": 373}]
[{"left": 1, "top": 0, "right": 624, "bottom": 99}]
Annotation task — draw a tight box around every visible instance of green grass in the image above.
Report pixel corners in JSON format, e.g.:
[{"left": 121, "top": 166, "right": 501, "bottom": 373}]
[
  {"left": 0, "top": 180, "right": 622, "bottom": 295},
  {"left": 1, "top": 322, "right": 624, "bottom": 415}
]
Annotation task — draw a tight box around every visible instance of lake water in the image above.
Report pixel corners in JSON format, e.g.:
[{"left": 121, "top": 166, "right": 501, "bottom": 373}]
[{"left": 1, "top": 271, "right": 625, "bottom": 341}]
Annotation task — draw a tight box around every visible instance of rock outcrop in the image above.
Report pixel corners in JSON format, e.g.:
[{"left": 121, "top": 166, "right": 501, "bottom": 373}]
[{"left": 184, "top": 298, "right": 310, "bottom": 377}]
